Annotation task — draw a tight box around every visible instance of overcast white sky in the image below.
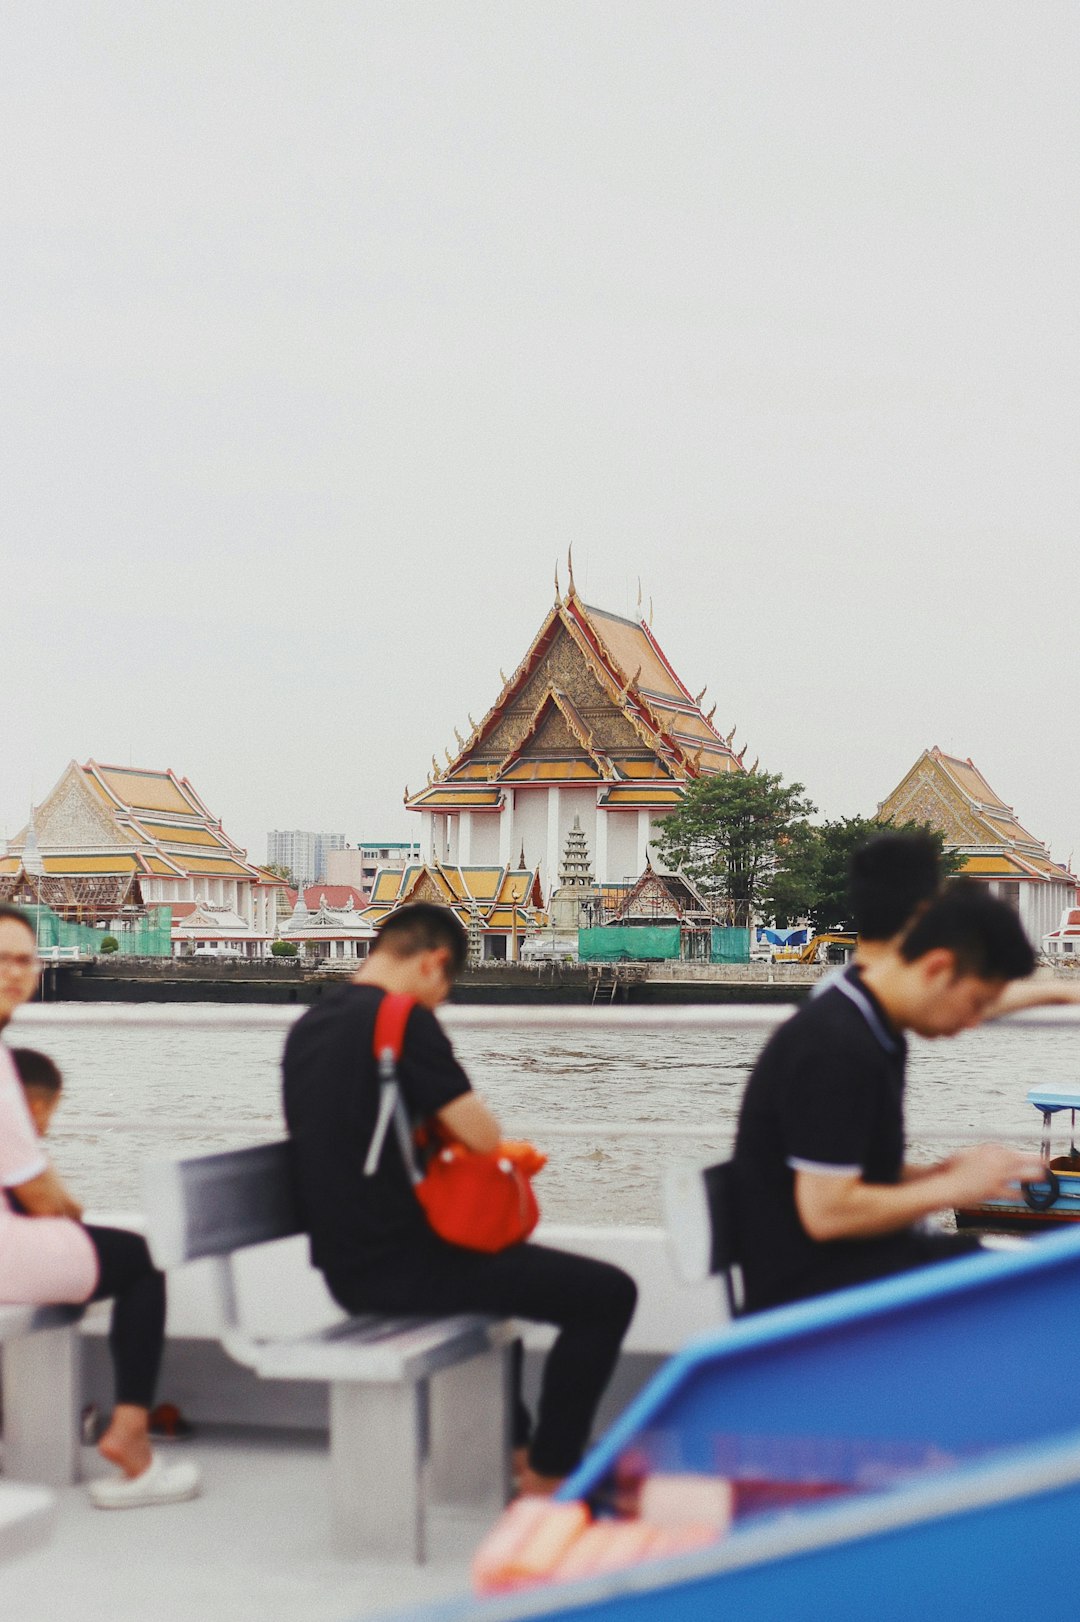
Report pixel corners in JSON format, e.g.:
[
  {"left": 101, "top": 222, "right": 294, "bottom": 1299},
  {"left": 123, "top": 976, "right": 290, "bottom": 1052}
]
[{"left": 2, "top": 3, "right": 1077, "bottom": 867}]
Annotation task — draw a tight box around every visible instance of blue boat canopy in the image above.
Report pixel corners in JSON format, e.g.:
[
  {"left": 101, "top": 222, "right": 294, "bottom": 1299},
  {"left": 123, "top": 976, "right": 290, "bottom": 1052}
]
[{"left": 1028, "top": 1087, "right": 1080, "bottom": 1113}]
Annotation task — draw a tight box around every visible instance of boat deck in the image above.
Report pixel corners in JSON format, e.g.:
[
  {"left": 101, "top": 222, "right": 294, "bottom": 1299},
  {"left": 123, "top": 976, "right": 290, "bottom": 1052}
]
[{"left": 3, "top": 1426, "right": 486, "bottom": 1622}]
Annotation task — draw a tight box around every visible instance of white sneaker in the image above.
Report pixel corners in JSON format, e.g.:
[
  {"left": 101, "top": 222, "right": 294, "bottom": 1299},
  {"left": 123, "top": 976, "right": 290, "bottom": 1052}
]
[{"left": 88, "top": 1453, "right": 201, "bottom": 1510}]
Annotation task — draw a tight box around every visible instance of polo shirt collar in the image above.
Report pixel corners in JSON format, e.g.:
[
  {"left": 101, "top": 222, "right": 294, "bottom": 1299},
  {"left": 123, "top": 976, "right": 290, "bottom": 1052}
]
[{"left": 834, "top": 965, "right": 904, "bottom": 1055}]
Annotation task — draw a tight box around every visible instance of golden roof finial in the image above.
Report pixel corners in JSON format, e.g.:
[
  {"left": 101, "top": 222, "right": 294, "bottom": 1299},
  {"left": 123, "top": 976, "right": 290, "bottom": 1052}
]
[
  {"left": 444, "top": 746, "right": 453, "bottom": 766},
  {"left": 637, "top": 577, "right": 643, "bottom": 612},
  {"left": 554, "top": 562, "right": 561, "bottom": 602},
  {"left": 499, "top": 668, "right": 508, "bottom": 686},
  {"left": 726, "top": 725, "right": 736, "bottom": 747},
  {"left": 749, "top": 756, "right": 759, "bottom": 775},
  {"left": 431, "top": 754, "right": 441, "bottom": 781},
  {"left": 566, "top": 544, "right": 575, "bottom": 596},
  {"left": 453, "top": 725, "right": 465, "bottom": 749},
  {"left": 706, "top": 702, "right": 717, "bottom": 725},
  {"left": 694, "top": 686, "right": 707, "bottom": 706},
  {"left": 648, "top": 596, "right": 653, "bottom": 627},
  {"left": 468, "top": 712, "right": 477, "bottom": 732},
  {"left": 737, "top": 744, "right": 747, "bottom": 765},
  {"left": 403, "top": 785, "right": 410, "bottom": 803}
]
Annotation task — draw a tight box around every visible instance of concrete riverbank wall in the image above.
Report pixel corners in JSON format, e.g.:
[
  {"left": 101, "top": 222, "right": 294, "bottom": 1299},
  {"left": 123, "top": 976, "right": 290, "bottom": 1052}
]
[{"left": 37, "top": 958, "right": 825, "bottom": 1006}]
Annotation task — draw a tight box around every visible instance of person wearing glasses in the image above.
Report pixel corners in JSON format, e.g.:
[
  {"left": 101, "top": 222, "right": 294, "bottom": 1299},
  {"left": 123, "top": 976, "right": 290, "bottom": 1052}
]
[{"left": 0, "top": 903, "right": 200, "bottom": 1508}]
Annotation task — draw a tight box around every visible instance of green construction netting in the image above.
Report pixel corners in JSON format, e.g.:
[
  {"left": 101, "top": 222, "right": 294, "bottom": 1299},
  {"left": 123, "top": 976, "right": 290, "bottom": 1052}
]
[
  {"left": 21, "top": 904, "right": 173, "bottom": 958},
  {"left": 711, "top": 926, "right": 751, "bottom": 963},
  {"left": 578, "top": 926, "right": 682, "bottom": 962}
]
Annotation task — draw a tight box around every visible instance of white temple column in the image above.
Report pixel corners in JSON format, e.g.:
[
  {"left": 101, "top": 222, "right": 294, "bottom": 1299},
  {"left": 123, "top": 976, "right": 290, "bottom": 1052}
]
[
  {"left": 498, "top": 791, "right": 515, "bottom": 867},
  {"left": 458, "top": 811, "right": 473, "bottom": 865},
  {"left": 421, "top": 811, "right": 435, "bottom": 864},
  {"left": 546, "top": 787, "right": 562, "bottom": 895},
  {"left": 594, "top": 804, "right": 608, "bottom": 885},
  {"left": 636, "top": 810, "right": 652, "bottom": 876}
]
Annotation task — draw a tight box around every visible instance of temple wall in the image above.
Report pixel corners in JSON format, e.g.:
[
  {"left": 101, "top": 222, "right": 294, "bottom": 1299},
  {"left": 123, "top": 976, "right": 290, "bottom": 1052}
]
[
  {"left": 558, "top": 788, "right": 598, "bottom": 873},
  {"left": 1019, "top": 880, "right": 1076, "bottom": 948},
  {"left": 469, "top": 812, "right": 501, "bottom": 865},
  {"left": 605, "top": 811, "right": 639, "bottom": 885},
  {"left": 511, "top": 790, "right": 548, "bottom": 880}
]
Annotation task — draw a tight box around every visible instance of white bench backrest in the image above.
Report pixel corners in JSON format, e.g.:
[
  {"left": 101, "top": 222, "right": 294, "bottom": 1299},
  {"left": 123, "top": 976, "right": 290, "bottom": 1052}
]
[{"left": 143, "top": 1141, "right": 301, "bottom": 1271}]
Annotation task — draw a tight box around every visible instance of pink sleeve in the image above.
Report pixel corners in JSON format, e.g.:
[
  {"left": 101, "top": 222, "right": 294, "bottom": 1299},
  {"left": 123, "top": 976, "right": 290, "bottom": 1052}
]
[{"left": 0, "top": 1048, "right": 47, "bottom": 1188}]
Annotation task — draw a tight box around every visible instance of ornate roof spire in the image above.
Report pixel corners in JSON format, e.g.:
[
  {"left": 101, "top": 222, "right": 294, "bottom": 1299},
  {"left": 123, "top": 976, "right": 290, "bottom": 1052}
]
[{"left": 566, "top": 544, "right": 576, "bottom": 597}]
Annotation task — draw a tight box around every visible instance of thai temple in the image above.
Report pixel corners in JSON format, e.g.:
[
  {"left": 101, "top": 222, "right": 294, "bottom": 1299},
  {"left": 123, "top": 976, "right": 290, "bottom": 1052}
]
[
  {"left": 0, "top": 761, "right": 280, "bottom": 954},
  {"left": 404, "top": 572, "right": 748, "bottom": 897},
  {"left": 363, "top": 860, "right": 547, "bottom": 963},
  {"left": 878, "top": 747, "right": 1077, "bottom": 946},
  {"left": 279, "top": 885, "right": 377, "bottom": 962}
]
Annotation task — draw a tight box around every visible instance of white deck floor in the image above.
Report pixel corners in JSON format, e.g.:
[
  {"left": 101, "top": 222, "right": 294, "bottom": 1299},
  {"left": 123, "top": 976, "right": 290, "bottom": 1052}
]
[{"left": 2, "top": 1427, "right": 487, "bottom": 1622}]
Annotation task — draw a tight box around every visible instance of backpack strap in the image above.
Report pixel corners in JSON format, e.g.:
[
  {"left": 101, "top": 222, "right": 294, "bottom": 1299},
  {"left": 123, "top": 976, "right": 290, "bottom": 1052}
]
[
  {"left": 363, "top": 993, "right": 421, "bottom": 1182},
  {"left": 373, "top": 992, "right": 416, "bottom": 1068}
]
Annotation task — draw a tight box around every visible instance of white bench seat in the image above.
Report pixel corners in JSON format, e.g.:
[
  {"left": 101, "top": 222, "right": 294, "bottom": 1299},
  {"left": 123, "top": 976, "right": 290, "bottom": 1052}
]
[{"left": 143, "top": 1141, "right": 515, "bottom": 1562}]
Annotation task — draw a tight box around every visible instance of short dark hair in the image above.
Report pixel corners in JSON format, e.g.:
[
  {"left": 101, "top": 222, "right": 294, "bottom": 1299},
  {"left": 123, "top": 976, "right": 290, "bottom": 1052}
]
[
  {"left": 0, "top": 903, "right": 35, "bottom": 937},
  {"left": 373, "top": 903, "right": 468, "bottom": 975},
  {"left": 899, "top": 879, "right": 1036, "bottom": 981},
  {"left": 10, "top": 1048, "right": 62, "bottom": 1095},
  {"left": 849, "top": 833, "right": 942, "bottom": 940}
]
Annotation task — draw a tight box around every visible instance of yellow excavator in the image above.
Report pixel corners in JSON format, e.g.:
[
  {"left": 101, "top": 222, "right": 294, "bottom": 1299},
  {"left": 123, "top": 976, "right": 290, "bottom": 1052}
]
[{"left": 772, "top": 932, "right": 858, "bottom": 964}]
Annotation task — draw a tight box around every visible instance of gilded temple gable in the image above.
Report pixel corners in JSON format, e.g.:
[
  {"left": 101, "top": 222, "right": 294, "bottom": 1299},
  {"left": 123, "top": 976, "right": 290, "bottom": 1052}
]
[{"left": 11, "top": 762, "right": 131, "bottom": 851}]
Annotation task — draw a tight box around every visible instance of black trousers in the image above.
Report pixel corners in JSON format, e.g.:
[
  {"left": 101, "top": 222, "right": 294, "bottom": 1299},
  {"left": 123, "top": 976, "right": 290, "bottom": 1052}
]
[
  {"left": 84, "top": 1225, "right": 166, "bottom": 1411},
  {"left": 328, "top": 1240, "right": 637, "bottom": 1478},
  {"left": 748, "top": 1230, "right": 985, "bottom": 1314}
]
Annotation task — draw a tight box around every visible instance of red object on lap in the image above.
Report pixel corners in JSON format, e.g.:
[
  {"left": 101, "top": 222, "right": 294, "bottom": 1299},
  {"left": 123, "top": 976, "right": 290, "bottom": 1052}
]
[{"left": 372, "top": 993, "right": 544, "bottom": 1252}]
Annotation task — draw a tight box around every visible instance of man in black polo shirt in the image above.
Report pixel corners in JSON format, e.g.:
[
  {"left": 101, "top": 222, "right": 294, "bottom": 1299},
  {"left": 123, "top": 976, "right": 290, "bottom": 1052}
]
[
  {"left": 733, "top": 882, "right": 1044, "bottom": 1313},
  {"left": 283, "top": 902, "right": 636, "bottom": 1496}
]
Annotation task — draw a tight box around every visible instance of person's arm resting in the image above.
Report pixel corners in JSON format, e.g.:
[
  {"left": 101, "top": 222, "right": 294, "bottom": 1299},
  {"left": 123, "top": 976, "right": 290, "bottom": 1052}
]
[
  {"left": 10, "top": 1165, "right": 83, "bottom": 1221},
  {"left": 797, "top": 1143, "right": 1045, "bottom": 1242},
  {"left": 437, "top": 1093, "right": 501, "bottom": 1153}
]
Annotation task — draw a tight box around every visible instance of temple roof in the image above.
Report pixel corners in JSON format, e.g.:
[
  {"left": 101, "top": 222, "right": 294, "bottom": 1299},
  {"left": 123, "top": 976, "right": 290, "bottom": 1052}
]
[
  {"left": 361, "top": 861, "right": 547, "bottom": 933},
  {"left": 878, "top": 747, "right": 1076, "bottom": 887},
  {"left": 612, "top": 863, "right": 714, "bottom": 923},
  {"left": 407, "top": 585, "right": 746, "bottom": 811},
  {"left": 4, "top": 760, "right": 266, "bottom": 891}
]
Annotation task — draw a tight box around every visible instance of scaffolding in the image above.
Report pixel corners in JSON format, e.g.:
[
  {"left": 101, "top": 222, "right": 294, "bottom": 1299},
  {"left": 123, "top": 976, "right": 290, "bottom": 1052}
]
[{"left": 20, "top": 904, "right": 173, "bottom": 959}]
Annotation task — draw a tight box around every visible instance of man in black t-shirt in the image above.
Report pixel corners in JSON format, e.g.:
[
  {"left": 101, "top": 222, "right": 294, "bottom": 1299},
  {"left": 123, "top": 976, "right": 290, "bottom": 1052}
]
[
  {"left": 283, "top": 902, "right": 636, "bottom": 1495},
  {"left": 733, "top": 883, "right": 1045, "bottom": 1313}
]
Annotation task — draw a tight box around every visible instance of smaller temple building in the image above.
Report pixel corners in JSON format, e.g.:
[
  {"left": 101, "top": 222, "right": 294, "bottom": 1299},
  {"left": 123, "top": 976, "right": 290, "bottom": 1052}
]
[
  {"left": 1044, "top": 907, "right": 1080, "bottom": 963},
  {"left": 878, "top": 748, "right": 1077, "bottom": 947},
  {"left": 363, "top": 860, "right": 547, "bottom": 962},
  {"left": 278, "top": 886, "right": 376, "bottom": 962}
]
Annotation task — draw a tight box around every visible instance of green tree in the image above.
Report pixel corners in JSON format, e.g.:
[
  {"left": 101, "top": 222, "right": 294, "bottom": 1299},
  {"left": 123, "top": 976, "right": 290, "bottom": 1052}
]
[
  {"left": 270, "top": 939, "right": 298, "bottom": 957},
  {"left": 99, "top": 935, "right": 120, "bottom": 955},
  {"left": 778, "top": 816, "right": 964, "bottom": 933},
  {"left": 653, "top": 771, "right": 817, "bottom": 926},
  {"left": 263, "top": 863, "right": 295, "bottom": 886}
]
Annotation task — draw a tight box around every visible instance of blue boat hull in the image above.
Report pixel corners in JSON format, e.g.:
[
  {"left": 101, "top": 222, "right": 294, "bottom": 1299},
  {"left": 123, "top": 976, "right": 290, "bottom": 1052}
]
[{"left": 390, "top": 1228, "right": 1080, "bottom": 1621}]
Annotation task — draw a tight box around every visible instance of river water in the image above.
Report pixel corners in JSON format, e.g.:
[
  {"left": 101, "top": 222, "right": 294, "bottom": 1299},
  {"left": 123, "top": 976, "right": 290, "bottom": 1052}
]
[{"left": 11, "top": 1004, "right": 1079, "bottom": 1225}]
